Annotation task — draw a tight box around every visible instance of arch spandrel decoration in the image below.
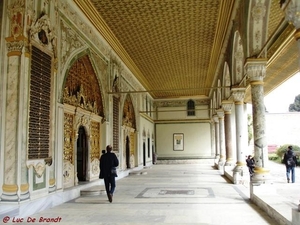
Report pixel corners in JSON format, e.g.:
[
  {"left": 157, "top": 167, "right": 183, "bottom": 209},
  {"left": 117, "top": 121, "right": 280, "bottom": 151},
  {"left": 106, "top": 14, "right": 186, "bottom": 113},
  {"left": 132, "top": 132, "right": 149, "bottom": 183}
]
[
  {"left": 63, "top": 55, "right": 104, "bottom": 117},
  {"left": 232, "top": 31, "right": 244, "bottom": 85},
  {"left": 212, "top": 91, "right": 217, "bottom": 115},
  {"left": 248, "top": 0, "right": 271, "bottom": 57},
  {"left": 223, "top": 62, "right": 231, "bottom": 99}
]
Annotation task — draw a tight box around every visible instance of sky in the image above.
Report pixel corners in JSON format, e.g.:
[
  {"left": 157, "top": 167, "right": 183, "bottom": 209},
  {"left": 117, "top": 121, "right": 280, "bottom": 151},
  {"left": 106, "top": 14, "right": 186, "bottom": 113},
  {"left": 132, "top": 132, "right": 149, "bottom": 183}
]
[{"left": 264, "top": 72, "right": 300, "bottom": 113}]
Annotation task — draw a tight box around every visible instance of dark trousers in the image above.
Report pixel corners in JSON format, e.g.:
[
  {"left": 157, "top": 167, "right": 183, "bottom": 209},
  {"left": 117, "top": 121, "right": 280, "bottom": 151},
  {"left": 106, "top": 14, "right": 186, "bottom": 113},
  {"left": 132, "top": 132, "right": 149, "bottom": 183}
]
[{"left": 104, "top": 176, "right": 116, "bottom": 196}]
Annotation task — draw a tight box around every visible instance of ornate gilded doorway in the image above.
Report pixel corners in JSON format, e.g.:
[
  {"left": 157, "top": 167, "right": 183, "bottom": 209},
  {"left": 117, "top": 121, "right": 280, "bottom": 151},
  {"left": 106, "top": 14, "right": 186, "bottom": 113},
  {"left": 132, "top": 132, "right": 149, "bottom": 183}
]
[{"left": 77, "top": 126, "right": 88, "bottom": 181}]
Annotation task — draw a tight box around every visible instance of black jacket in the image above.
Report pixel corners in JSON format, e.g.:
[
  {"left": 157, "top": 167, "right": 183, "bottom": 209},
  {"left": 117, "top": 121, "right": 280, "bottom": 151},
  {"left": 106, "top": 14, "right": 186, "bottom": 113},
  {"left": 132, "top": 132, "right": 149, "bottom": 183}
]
[
  {"left": 283, "top": 149, "right": 297, "bottom": 167},
  {"left": 100, "top": 152, "right": 119, "bottom": 178}
]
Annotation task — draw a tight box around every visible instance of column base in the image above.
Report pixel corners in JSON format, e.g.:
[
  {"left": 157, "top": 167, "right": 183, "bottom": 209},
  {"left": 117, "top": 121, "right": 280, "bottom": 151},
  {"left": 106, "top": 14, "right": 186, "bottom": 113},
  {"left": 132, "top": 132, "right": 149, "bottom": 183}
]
[
  {"left": 1, "top": 184, "right": 19, "bottom": 202},
  {"left": 225, "top": 159, "right": 234, "bottom": 166},
  {"left": 218, "top": 157, "right": 225, "bottom": 167},
  {"left": 214, "top": 154, "right": 220, "bottom": 165},
  {"left": 251, "top": 166, "right": 270, "bottom": 185},
  {"left": 232, "top": 164, "right": 250, "bottom": 184},
  {"left": 20, "top": 183, "right": 30, "bottom": 201}
]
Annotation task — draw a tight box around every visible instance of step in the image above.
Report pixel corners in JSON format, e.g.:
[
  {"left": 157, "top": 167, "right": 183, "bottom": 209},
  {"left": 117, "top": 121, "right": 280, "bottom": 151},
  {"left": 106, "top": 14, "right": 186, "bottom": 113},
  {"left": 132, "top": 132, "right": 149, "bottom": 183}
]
[{"left": 80, "top": 186, "right": 106, "bottom": 196}]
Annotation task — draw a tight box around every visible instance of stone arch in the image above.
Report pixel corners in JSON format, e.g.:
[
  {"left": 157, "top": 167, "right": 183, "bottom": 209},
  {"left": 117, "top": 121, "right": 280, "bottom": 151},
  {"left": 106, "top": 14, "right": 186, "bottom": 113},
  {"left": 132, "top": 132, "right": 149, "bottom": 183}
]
[
  {"left": 223, "top": 62, "right": 231, "bottom": 99},
  {"left": 232, "top": 31, "right": 244, "bottom": 85},
  {"left": 122, "top": 94, "right": 137, "bottom": 169}
]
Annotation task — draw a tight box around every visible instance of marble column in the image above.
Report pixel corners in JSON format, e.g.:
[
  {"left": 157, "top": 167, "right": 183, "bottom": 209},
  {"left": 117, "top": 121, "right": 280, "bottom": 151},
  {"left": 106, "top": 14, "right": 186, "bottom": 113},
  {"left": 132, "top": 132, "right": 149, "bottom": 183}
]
[
  {"left": 245, "top": 59, "right": 269, "bottom": 182},
  {"left": 213, "top": 115, "right": 220, "bottom": 164},
  {"left": 1, "top": 38, "right": 24, "bottom": 201},
  {"left": 231, "top": 87, "right": 248, "bottom": 184},
  {"left": 222, "top": 100, "right": 234, "bottom": 166},
  {"left": 216, "top": 109, "right": 226, "bottom": 169}
]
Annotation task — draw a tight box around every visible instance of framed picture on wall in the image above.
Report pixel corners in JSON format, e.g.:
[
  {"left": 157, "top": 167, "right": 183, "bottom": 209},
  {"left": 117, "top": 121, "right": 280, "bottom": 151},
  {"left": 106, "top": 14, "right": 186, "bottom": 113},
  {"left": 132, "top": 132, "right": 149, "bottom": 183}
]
[{"left": 173, "top": 133, "right": 184, "bottom": 151}]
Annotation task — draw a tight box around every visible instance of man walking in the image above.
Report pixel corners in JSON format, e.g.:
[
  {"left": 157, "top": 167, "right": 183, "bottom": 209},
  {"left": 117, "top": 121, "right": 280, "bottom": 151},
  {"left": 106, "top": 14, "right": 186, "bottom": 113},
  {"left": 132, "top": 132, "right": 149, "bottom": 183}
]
[
  {"left": 283, "top": 145, "right": 297, "bottom": 183},
  {"left": 100, "top": 145, "right": 119, "bottom": 202}
]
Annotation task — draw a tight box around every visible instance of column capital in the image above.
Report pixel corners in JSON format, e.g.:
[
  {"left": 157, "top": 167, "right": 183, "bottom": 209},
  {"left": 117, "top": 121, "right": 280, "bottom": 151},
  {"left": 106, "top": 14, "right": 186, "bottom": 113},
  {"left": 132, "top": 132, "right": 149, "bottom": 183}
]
[
  {"left": 231, "top": 87, "right": 246, "bottom": 103},
  {"left": 284, "top": 0, "right": 300, "bottom": 30},
  {"left": 222, "top": 100, "right": 233, "bottom": 113},
  {"left": 5, "top": 39, "right": 24, "bottom": 56},
  {"left": 245, "top": 58, "right": 267, "bottom": 82},
  {"left": 216, "top": 109, "right": 224, "bottom": 119},
  {"left": 213, "top": 114, "right": 219, "bottom": 123}
]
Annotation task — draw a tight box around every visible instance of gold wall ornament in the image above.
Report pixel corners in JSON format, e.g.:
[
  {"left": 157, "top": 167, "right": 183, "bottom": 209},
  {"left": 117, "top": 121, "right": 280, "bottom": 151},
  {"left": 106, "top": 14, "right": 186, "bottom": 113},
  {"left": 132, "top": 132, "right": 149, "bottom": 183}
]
[
  {"left": 130, "top": 132, "right": 135, "bottom": 156},
  {"left": 6, "top": 40, "right": 24, "bottom": 55},
  {"left": 64, "top": 113, "right": 74, "bottom": 164},
  {"left": 90, "top": 121, "right": 100, "bottom": 161},
  {"left": 122, "top": 94, "right": 136, "bottom": 129},
  {"left": 63, "top": 55, "right": 104, "bottom": 117}
]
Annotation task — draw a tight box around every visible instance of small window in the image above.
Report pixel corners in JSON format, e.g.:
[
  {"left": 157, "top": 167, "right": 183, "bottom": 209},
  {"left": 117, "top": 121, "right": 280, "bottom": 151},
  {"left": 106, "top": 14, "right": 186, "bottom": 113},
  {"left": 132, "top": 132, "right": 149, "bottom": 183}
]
[{"left": 187, "top": 100, "right": 195, "bottom": 116}]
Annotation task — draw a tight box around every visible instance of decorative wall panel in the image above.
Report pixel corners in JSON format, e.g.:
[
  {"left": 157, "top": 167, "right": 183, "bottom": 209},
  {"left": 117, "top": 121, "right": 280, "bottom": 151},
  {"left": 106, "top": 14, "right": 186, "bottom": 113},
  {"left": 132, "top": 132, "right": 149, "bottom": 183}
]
[
  {"left": 122, "top": 94, "right": 136, "bottom": 129},
  {"left": 63, "top": 55, "right": 104, "bottom": 117},
  {"left": 90, "top": 121, "right": 100, "bottom": 161},
  {"left": 64, "top": 113, "right": 74, "bottom": 164},
  {"left": 113, "top": 96, "right": 119, "bottom": 151}
]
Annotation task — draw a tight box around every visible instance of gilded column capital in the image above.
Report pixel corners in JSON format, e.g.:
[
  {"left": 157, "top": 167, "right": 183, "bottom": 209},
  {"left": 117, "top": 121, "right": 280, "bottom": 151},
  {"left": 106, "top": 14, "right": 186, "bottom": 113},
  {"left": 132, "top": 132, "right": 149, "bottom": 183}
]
[
  {"left": 222, "top": 100, "right": 233, "bottom": 113},
  {"left": 245, "top": 58, "right": 267, "bottom": 82},
  {"left": 5, "top": 39, "right": 24, "bottom": 56},
  {"left": 231, "top": 87, "right": 246, "bottom": 103},
  {"left": 284, "top": 0, "right": 300, "bottom": 30}
]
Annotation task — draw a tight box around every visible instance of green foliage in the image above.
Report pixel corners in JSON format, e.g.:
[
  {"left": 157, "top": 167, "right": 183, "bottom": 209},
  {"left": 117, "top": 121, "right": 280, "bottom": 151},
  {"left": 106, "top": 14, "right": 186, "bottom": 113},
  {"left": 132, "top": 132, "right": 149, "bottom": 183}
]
[
  {"left": 289, "top": 94, "right": 300, "bottom": 112},
  {"left": 268, "top": 153, "right": 279, "bottom": 161}
]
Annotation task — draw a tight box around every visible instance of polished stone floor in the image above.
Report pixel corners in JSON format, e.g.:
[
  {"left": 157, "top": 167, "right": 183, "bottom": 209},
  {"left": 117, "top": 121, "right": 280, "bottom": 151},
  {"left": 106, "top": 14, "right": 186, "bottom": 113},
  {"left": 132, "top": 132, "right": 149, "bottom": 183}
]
[{"left": 5, "top": 161, "right": 297, "bottom": 225}]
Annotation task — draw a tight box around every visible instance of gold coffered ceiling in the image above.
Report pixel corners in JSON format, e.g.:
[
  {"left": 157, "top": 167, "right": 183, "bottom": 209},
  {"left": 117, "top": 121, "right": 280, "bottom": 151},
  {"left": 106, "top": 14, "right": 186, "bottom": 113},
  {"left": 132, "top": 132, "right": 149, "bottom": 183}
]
[
  {"left": 75, "top": 0, "right": 298, "bottom": 102},
  {"left": 75, "top": 0, "right": 234, "bottom": 99}
]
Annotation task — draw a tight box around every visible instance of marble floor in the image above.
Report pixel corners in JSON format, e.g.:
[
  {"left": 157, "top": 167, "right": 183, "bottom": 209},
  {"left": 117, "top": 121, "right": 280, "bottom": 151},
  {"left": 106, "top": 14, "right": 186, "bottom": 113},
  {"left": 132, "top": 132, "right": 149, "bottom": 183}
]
[{"left": 3, "top": 162, "right": 291, "bottom": 225}]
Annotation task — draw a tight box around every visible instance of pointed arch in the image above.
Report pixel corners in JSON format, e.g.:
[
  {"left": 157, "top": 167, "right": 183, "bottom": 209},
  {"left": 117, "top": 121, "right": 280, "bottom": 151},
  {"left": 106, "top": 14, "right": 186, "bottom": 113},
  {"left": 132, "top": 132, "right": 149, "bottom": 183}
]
[
  {"left": 62, "top": 54, "right": 104, "bottom": 117},
  {"left": 122, "top": 94, "right": 136, "bottom": 129}
]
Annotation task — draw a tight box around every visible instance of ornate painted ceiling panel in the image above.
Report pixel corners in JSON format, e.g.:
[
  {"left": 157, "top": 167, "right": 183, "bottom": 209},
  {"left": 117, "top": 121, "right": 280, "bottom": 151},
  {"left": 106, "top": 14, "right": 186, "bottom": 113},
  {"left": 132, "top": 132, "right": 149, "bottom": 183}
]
[
  {"left": 85, "top": 0, "right": 234, "bottom": 99},
  {"left": 75, "top": 0, "right": 298, "bottom": 103}
]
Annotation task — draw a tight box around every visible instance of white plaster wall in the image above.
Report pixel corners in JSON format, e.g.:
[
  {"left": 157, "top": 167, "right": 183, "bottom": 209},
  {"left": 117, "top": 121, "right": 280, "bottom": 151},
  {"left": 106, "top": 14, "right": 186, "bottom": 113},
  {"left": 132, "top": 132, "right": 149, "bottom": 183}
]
[
  {"left": 156, "top": 123, "right": 212, "bottom": 158},
  {"left": 157, "top": 105, "right": 209, "bottom": 120}
]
